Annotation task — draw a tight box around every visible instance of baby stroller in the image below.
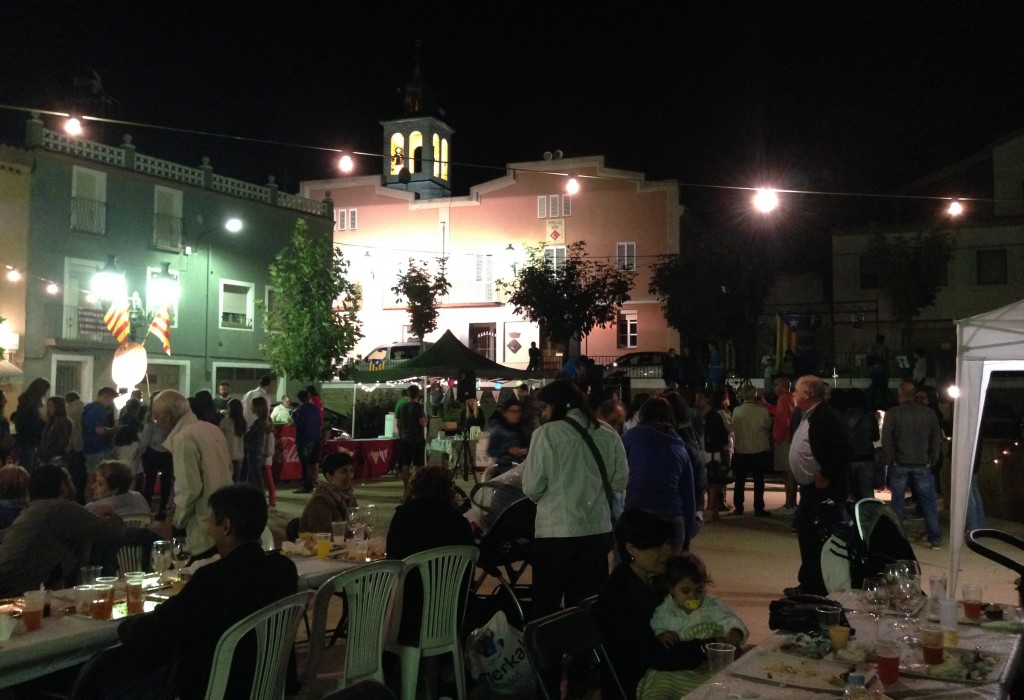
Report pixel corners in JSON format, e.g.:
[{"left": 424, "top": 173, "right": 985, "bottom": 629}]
[
  {"left": 466, "top": 480, "right": 536, "bottom": 617},
  {"left": 966, "top": 529, "right": 1024, "bottom": 606},
  {"left": 820, "top": 498, "right": 916, "bottom": 593}
]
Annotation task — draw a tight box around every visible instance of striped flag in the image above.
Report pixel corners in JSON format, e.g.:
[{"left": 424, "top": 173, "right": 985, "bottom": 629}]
[
  {"left": 104, "top": 302, "right": 130, "bottom": 345},
  {"left": 148, "top": 306, "right": 171, "bottom": 355},
  {"left": 775, "top": 314, "right": 799, "bottom": 367}
]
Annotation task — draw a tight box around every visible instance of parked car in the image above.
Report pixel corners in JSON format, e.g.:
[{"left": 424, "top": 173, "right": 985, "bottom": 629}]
[
  {"left": 337, "top": 341, "right": 434, "bottom": 378},
  {"left": 604, "top": 351, "right": 668, "bottom": 379}
]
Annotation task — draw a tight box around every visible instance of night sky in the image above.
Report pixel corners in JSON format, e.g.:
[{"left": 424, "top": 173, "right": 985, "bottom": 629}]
[{"left": 3, "top": 2, "right": 1022, "bottom": 241}]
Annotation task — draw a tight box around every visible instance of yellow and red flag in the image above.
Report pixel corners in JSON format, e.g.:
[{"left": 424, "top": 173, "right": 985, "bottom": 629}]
[
  {"left": 148, "top": 306, "right": 171, "bottom": 355},
  {"left": 104, "top": 302, "right": 130, "bottom": 345}
]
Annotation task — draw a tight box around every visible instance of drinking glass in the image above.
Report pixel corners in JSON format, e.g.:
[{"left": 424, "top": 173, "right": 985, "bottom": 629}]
[
  {"left": 894, "top": 575, "right": 924, "bottom": 643},
  {"left": 883, "top": 562, "right": 903, "bottom": 599},
  {"left": 863, "top": 576, "right": 890, "bottom": 639},
  {"left": 151, "top": 540, "right": 172, "bottom": 579},
  {"left": 363, "top": 504, "right": 377, "bottom": 537},
  {"left": 171, "top": 538, "right": 191, "bottom": 580},
  {"left": 347, "top": 507, "right": 366, "bottom": 541},
  {"left": 898, "top": 559, "right": 921, "bottom": 578}
]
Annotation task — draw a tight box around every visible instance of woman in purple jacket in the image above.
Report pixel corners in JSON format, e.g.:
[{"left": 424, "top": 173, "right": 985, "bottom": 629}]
[{"left": 622, "top": 396, "right": 697, "bottom": 552}]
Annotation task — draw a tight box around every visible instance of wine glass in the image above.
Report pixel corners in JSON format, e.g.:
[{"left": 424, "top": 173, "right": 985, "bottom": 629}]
[
  {"left": 363, "top": 504, "right": 377, "bottom": 538},
  {"left": 171, "top": 537, "right": 191, "bottom": 581},
  {"left": 863, "top": 576, "right": 890, "bottom": 639},
  {"left": 883, "top": 562, "right": 904, "bottom": 600},
  {"left": 898, "top": 559, "right": 921, "bottom": 579},
  {"left": 150, "top": 540, "right": 172, "bottom": 580},
  {"left": 347, "top": 507, "right": 366, "bottom": 541},
  {"left": 894, "top": 575, "right": 924, "bottom": 643}
]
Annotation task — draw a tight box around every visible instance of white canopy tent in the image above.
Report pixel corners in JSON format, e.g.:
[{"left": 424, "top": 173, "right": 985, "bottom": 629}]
[{"left": 948, "top": 298, "right": 1024, "bottom": 594}]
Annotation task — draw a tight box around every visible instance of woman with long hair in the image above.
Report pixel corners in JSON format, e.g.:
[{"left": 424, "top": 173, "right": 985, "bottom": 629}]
[
  {"left": 14, "top": 377, "right": 50, "bottom": 471},
  {"left": 522, "top": 379, "right": 627, "bottom": 698},
  {"left": 221, "top": 398, "right": 247, "bottom": 482},
  {"left": 243, "top": 396, "right": 273, "bottom": 501},
  {"left": 703, "top": 389, "right": 733, "bottom": 521},
  {"left": 39, "top": 396, "right": 72, "bottom": 464}
]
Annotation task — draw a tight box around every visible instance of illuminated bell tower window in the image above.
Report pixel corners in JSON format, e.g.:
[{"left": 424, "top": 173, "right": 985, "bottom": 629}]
[
  {"left": 441, "top": 139, "right": 449, "bottom": 181},
  {"left": 432, "top": 134, "right": 440, "bottom": 177},
  {"left": 390, "top": 133, "right": 406, "bottom": 175},
  {"left": 409, "top": 131, "right": 423, "bottom": 174}
]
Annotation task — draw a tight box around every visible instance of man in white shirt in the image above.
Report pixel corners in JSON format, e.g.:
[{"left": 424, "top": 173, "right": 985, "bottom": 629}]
[{"left": 241, "top": 375, "right": 272, "bottom": 424}]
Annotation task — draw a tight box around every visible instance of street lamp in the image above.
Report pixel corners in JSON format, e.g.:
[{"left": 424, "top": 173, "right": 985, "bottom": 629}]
[
  {"left": 90, "top": 255, "right": 128, "bottom": 302},
  {"left": 197, "top": 219, "right": 244, "bottom": 377}
]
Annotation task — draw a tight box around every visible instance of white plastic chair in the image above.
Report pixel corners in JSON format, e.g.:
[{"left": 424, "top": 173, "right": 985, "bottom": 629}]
[
  {"left": 203, "top": 590, "right": 312, "bottom": 700},
  {"left": 385, "top": 545, "right": 479, "bottom": 700},
  {"left": 304, "top": 560, "right": 404, "bottom": 693},
  {"left": 121, "top": 512, "right": 153, "bottom": 528}
]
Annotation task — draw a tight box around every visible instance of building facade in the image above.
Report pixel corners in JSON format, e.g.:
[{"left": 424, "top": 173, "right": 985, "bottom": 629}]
[
  {"left": 300, "top": 111, "right": 683, "bottom": 369},
  {"left": 1, "top": 115, "right": 333, "bottom": 405}
]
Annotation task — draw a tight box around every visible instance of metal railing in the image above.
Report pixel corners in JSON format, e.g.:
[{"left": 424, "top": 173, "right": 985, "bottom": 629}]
[
  {"left": 71, "top": 197, "right": 106, "bottom": 235},
  {"left": 44, "top": 304, "right": 116, "bottom": 343},
  {"left": 153, "top": 213, "right": 183, "bottom": 250}
]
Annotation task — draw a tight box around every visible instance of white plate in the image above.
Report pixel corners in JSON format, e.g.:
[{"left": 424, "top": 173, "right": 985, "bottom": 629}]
[{"left": 730, "top": 650, "right": 876, "bottom": 692}]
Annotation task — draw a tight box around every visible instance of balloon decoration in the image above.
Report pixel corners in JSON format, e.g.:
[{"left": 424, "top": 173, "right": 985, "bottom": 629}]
[{"left": 111, "top": 341, "right": 148, "bottom": 388}]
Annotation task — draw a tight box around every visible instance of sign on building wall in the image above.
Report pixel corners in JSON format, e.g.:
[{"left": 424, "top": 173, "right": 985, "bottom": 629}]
[
  {"left": 78, "top": 308, "right": 107, "bottom": 336},
  {"left": 546, "top": 219, "right": 564, "bottom": 244}
]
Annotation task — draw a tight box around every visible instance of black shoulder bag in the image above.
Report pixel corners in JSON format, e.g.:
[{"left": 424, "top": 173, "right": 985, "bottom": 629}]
[{"left": 564, "top": 417, "right": 617, "bottom": 525}]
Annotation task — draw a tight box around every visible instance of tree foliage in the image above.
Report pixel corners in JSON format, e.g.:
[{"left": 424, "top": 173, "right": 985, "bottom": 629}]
[
  {"left": 497, "top": 241, "right": 635, "bottom": 350},
  {"left": 867, "top": 228, "right": 954, "bottom": 343},
  {"left": 649, "top": 228, "right": 772, "bottom": 368},
  {"left": 392, "top": 257, "right": 451, "bottom": 345},
  {"left": 260, "top": 219, "right": 362, "bottom": 383}
]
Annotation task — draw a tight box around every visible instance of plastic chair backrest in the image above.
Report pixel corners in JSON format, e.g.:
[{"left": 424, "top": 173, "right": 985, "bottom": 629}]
[
  {"left": 399, "top": 545, "right": 479, "bottom": 653},
  {"left": 122, "top": 512, "right": 153, "bottom": 528},
  {"left": 204, "top": 590, "right": 312, "bottom": 700},
  {"left": 116, "top": 544, "right": 148, "bottom": 576},
  {"left": 523, "top": 607, "right": 627, "bottom": 700},
  {"left": 260, "top": 526, "right": 275, "bottom": 552},
  {"left": 305, "top": 561, "right": 404, "bottom": 688}
]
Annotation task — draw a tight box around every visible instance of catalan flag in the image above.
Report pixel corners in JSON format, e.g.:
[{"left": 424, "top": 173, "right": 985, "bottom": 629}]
[
  {"left": 104, "top": 302, "right": 130, "bottom": 345},
  {"left": 148, "top": 306, "right": 171, "bottom": 355},
  {"left": 775, "top": 314, "right": 799, "bottom": 368}
]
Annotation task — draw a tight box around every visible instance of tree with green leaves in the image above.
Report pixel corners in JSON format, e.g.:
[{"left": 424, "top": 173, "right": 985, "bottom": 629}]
[
  {"left": 392, "top": 257, "right": 451, "bottom": 347},
  {"left": 260, "top": 218, "right": 362, "bottom": 383},
  {"left": 497, "top": 241, "right": 635, "bottom": 352},
  {"left": 649, "top": 225, "right": 773, "bottom": 373},
  {"left": 866, "top": 228, "right": 954, "bottom": 350}
]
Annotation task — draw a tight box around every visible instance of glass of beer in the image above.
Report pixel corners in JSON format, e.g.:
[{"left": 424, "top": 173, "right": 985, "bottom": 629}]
[
  {"left": 962, "top": 585, "right": 984, "bottom": 621},
  {"left": 315, "top": 533, "right": 331, "bottom": 559},
  {"left": 90, "top": 584, "right": 114, "bottom": 620},
  {"left": 125, "top": 573, "right": 146, "bottom": 615},
  {"left": 21, "top": 590, "right": 45, "bottom": 631},
  {"left": 875, "top": 640, "right": 901, "bottom": 685}
]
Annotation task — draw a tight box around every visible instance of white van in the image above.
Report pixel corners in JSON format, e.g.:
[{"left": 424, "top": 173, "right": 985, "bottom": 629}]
[{"left": 360, "top": 341, "right": 432, "bottom": 368}]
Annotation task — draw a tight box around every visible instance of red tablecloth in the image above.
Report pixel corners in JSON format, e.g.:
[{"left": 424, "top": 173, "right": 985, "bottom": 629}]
[
  {"left": 275, "top": 425, "right": 301, "bottom": 481},
  {"left": 324, "top": 438, "right": 398, "bottom": 479}
]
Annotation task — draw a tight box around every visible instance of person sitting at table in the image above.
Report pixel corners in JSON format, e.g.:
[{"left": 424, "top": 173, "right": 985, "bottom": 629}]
[
  {"left": 486, "top": 397, "right": 530, "bottom": 477},
  {"left": 651, "top": 552, "right": 748, "bottom": 650},
  {"left": 457, "top": 396, "right": 487, "bottom": 432},
  {"left": 0, "top": 464, "right": 29, "bottom": 531},
  {"left": 299, "top": 451, "right": 357, "bottom": 533},
  {"left": 387, "top": 466, "right": 476, "bottom": 644},
  {"left": 85, "top": 460, "right": 151, "bottom": 516},
  {"left": 88, "top": 484, "right": 298, "bottom": 700},
  {"left": 0, "top": 463, "right": 124, "bottom": 596},
  {"left": 591, "top": 509, "right": 705, "bottom": 700}
]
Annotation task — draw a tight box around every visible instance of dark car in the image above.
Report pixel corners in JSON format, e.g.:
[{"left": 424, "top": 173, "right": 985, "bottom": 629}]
[{"left": 604, "top": 352, "right": 668, "bottom": 379}]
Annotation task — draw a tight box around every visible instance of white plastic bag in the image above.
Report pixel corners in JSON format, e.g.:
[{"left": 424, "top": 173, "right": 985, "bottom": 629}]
[{"left": 466, "top": 610, "right": 536, "bottom": 695}]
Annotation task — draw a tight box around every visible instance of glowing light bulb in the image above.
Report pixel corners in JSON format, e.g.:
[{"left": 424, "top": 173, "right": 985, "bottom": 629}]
[
  {"left": 46, "top": 282, "right": 59, "bottom": 295},
  {"left": 225, "top": 218, "right": 243, "bottom": 233},
  {"left": 565, "top": 176, "right": 580, "bottom": 195},
  {"left": 753, "top": 188, "right": 779, "bottom": 213},
  {"left": 6, "top": 269, "right": 21, "bottom": 282},
  {"left": 946, "top": 385, "right": 960, "bottom": 399},
  {"left": 64, "top": 117, "right": 83, "bottom": 136},
  {"left": 339, "top": 154, "right": 354, "bottom": 173},
  {"left": 947, "top": 200, "right": 964, "bottom": 217}
]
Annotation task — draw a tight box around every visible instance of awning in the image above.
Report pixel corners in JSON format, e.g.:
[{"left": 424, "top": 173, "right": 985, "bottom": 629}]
[{"left": 0, "top": 359, "right": 23, "bottom": 381}]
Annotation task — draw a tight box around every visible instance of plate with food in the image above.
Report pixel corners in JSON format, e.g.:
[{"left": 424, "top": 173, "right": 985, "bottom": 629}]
[
  {"left": 778, "top": 633, "right": 832, "bottom": 660},
  {"left": 731, "top": 650, "right": 876, "bottom": 691},
  {"left": 901, "top": 647, "right": 1004, "bottom": 683}
]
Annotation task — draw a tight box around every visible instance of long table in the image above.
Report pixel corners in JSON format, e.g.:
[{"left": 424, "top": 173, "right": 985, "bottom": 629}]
[
  {"left": 0, "top": 556, "right": 367, "bottom": 689},
  {"left": 684, "top": 617, "right": 1024, "bottom": 698}
]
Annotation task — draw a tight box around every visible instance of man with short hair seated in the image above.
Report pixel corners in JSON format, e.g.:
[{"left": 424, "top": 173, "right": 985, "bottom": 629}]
[
  {"left": 88, "top": 484, "right": 297, "bottom": 699},
  {"left": 0, "top": 464, "right": 123, "bottom": 596}
]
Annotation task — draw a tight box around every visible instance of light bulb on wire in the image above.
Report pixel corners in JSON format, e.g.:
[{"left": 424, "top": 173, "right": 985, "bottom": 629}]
[
  {"left": 6, "top": 268, "right": 21, "bottom": 282},
  {"left": 46, "top": 282, "right": 60, "bottom": 295},
  {"left": 565, "top": 176, "right": 580, "bottom": 195},
  {"left": 338, "top": 154, "right": 354, "bottom": 173},
  {"left": 752, "top": 188, "right": 780, "bottom": 213},
  {"left": 64, "top": 116, "right": 83, "bottom": 136},
  {"left": 947, "top": 199, "right": 964, "bottom": 217}
]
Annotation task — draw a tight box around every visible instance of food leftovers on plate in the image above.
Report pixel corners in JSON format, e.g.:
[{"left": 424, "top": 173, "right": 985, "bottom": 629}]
[
  {"left": 779, "top": 632, "right": 832, "bottom": 659},
  {"left": 733, "top": 651, "right": 875, "bottom": 691},
  {"left": 904, "top": 648, "right": 1000, "bottom": 683}
]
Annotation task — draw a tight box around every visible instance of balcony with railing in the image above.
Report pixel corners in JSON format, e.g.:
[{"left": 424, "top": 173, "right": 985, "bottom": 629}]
[
  {"left": 71, "top": 197, "right": 106, "bottom": 235},
  {"left": 153, "top": 213, "right": 183, "bottom": 251},
  {"left": 44, "top": 304, "right": 117, "bottom": 345}
]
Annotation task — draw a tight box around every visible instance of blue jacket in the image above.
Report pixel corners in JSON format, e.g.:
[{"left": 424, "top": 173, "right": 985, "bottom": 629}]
[
  {"left": 622, "top": 424, "right": 696, "bottom": 532},
  {"left": 291, "top": 402, "right": 322, "bottom": 446}
]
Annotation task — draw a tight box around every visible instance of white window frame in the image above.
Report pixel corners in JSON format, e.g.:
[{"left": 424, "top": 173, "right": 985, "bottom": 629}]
[
  {"left": 617, "top": 311, "right": 638, "bottom": 348},
  {"left": 562, "top": 195, "right": 572, "bottom": 217},
  {"left": 536, "top": 195, "right": 547, "bottom": 218},
  {"left": 348, "top": 208, "right": 358, "bottom": 230},
  {"left": 544, "top": 246, "right": 566, "bottom": 273},
  {"left": 71, "top": 166, "right": 107, "bottom": 234},
  {"left": 145, "top": 265, "right": 180, "bottom": 329},
  {"left": 219, "top": 279, "right": 255, "bottom": 331},
  {"left": 548, "top": 195, "right": 559, "bottom": 219},
  {"left": 50, "top": 353, "right": 95, "bottom": 401},
  {"left": 335, "top": 207, "right": 347, "bottom": 231},
  {"left": 264, "top": 286, "right": 279, "bottom": 332},
  {"left": 617, "top": 242, "right": 637, "bottom": 271},
  {"left": 145, "top": 358, "right": 192, "bottom": 394}
]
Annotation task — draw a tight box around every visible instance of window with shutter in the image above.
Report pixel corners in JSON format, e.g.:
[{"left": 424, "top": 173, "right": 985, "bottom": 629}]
[
  {"left": 617, "top": 242, "right": 636, "bottom": 271},
  {"left": 219, "top": 281, "right": 254, "bottom": 330},
  {"left": 617, "top": 311, "right": 638, "bottom": 348},
  {"left": 348, "top": 209, "right": 358, "bottom": 230},
  {"left": 537, "top": 196, "right": 547, "bottom": 218},
  {"left": 548, "top": 195, "right": 559, "bottom": 218},
  {"left": 71, "top": 166, "right": 107, "bottom": 234},
  {"left": 153, "top": 186, "right": 183, "bottom": 249},
  {"left": 335, "top": 208, "right": 347, "bottom": 231},
  {"left": 562, "top": 195, "right": 572, "bottom": 217},
  {"left": 544, "top": 246, "right": 566, "bottom": 272}
]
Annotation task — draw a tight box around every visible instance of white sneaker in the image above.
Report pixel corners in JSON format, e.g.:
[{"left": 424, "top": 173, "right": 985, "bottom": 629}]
[{"left": 774, "top": 506, "right": 796, "bottom": 516}]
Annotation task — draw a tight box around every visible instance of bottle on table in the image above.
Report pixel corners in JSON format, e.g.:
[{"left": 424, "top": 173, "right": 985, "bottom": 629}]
[{"left": 843, "top": 673, "right": 869, "bottom": 700}]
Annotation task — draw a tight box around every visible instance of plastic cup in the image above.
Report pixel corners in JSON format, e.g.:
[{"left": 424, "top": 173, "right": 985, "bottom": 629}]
[
  {"left": 331, "top": 520, "right": 347, "bottom": 547},
  {"left": 828, "top": 625, "right": 851, "bottom": 651},
  {"left": 315, "top": 533, "right": 331, "bottom": 560},
  {"left": 22, "top": 590, "right": 45, "bottom": 632},
  {"left": 125, "top": 574, "right": 146, "bottom": 615},
  {"left": 845, "top": 610, "right": 876, "bottom": 643},
  {"left": 962, "top": 585, "right": 983, "bottom": 620},
  {"left": 939, "top": 598, "right": 959, "bottom": 646},
  {"left": 95, "top": 576, "right": 118, "bottom": 586},
  {"left": 705, "top": 642, "right": 736, "bottom": 675},
  {"left": 920, "top": 624, "right": 944, "bottom": 665},
  {"left": 816, "top": 604, "right": 841, "bottom": 635},
  {"left": 74, "top": 584, "right": 94, "bottom": 615},
  {"left": 90, "top": 584, "right": 114, "bottom": 620},
  {"left": 355, "top": 539, "right": 370, "bottom": 562},
  {"left": 80, "top": 565, "right": 101, "bottom": 585},
  {"left": 875, "top": 640, "right": 901, "bottom": 685}
]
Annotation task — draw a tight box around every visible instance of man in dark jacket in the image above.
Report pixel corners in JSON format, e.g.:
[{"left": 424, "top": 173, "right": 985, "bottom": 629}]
[{"left": 789, "top": 375, "right": 851, "bottom": 595}]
